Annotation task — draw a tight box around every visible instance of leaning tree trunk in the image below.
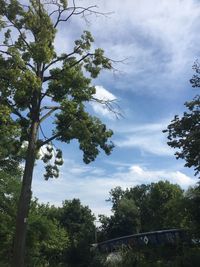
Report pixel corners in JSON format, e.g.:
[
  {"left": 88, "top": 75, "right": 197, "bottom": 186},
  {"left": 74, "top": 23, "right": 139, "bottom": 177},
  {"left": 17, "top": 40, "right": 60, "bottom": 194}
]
[{"left": 12, "top": 120, "right": 39, "bottom": 267}]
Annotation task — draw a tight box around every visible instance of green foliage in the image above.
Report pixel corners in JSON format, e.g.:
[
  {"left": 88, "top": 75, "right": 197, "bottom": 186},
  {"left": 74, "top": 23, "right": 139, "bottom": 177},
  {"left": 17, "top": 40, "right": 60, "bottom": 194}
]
[
  {"left": 100, "top": 181, "right": 185, "bottom": 241},
  {"left": 0, "top": 104, "right": 21, "bottom": 168},
  {"left": 58, "top": 199, "right": 96, "bottom": 267},
  {"left": 164, "top": 95, "right": 200, "bottom": 176},
  {"left": 0, "top": 0, "right": 114, "bottom": 180},
  {"left": 164, "top": 61, "right": 200, "bottom": 177},
  {"left": 184, "top": 185, "right": 200, "bottom": 236},
  {"left": 90, "top": 246, "right": 200, "bottom": 267},
  {"left": 1, "top": 172, "right": 200, "bottom": 266},
  {"left": 0, "top": 169, "right": 21, "bottom": 266},
  {"left": 96, "top": 181, "right": 200, "bottom": 266},
  {"left": 26, "top": 201, "right": 69, "bottom": 267},
  {"left": 0, "top": 171, "right": 97, "bottom": 267}
]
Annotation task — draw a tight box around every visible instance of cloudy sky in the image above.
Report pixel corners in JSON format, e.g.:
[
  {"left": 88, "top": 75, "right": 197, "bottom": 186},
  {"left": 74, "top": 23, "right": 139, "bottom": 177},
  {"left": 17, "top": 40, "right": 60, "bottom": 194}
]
[{"left": 33, "top": 0, "right": 199, "bottom": 217}]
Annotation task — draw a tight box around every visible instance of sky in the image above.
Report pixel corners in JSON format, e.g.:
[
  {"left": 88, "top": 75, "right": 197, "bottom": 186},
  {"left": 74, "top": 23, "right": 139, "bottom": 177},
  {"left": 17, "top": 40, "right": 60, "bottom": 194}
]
[{"left": 32, "top": 0, "right": 200, "bottom": 218}]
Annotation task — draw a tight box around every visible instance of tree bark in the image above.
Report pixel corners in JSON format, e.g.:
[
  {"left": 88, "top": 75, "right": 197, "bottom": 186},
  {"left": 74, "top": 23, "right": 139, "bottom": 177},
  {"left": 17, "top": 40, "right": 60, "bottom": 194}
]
[{"left": 12, "top": 120, "right": 39, "bottom": 267}]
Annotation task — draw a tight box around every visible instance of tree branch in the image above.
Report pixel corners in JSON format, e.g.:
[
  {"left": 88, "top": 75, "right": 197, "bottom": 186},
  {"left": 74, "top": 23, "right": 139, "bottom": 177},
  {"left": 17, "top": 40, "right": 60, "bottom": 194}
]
[
  {"left": 1, "top": 98, "right": 28, "bottom": 121},
  {"left": 44, "top": 45, "right": 81, "bottom": 71},
  {"left": 40, "top": 106, "right": 61, "bottom": 123},
  {"left": 0, "top": 49, "right": 13, "bottom": 57},
  {"left": 51, "top": 0, "right": 111, "bottom": 28},
  {"left": 5, "top": 17, "right": 33, "bottom": 56},
  {"left": 91, "top": 97, "right": 123, "bottom": 119},
  {"left": 25, "top": 62, "right": 36, "bottom": 73},
  {"left": 43, "top": 52, "right": 93, "bottom": 82},
  {"left": 39, "top": 133, "right": 60, "bottom": 148}
]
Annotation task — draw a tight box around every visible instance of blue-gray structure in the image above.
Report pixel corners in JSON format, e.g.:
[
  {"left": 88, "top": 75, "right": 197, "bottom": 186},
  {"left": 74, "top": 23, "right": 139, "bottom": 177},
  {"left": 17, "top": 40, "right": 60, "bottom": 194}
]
[{"left": 93, "top": 229, "right": 189, "bottom": 253}]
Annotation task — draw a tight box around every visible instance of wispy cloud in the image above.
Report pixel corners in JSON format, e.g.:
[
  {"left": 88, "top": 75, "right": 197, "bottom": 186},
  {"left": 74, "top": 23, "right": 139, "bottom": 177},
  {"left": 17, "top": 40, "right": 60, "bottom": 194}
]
[
  {"left": 114, "top": 120, "right": 173, "bottom": 156},
  {"left": 32, "top": 157, "right": 196, "bottom": 217},
  {"left": 51, "top": 0, "right": 200, "bottom": 99},
  {"left": 77, "top": 0, "right": 200, "bottom": 95}
]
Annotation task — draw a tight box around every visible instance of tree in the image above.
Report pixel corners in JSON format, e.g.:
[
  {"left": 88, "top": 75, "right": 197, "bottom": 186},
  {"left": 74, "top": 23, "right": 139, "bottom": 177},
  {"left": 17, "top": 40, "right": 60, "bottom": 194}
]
[
  {"left": 140, "top": 181, "right": 184, "bottom": 231},
  {"left": 184, "top": 185, "right": 200, "bottom": 237},
  {"left": 0, "top": 169, "right": 21, "bottom": 267},
  {"left": 164, "top": 96, "right": 200, "bottom": 177},
  {"left": 97, "top": 182, "right": 200, "bottom": 267},
  {"left": 164, "top": 61, "right": 200, "bottom": 177},
  {"left": 0, "top": 1, "right": 114, "bottom": 266},
  {"left": 100, "top": 181, "right": 185, "bottom": 240},
  {"left": 26, "top": 201, "right": 69, "bottom": 267},
  {"left": 99, "top": 187, "right": 141, "bottom": 240},
  {"left": 57, "top": 199, "right": 95, "bottom": 267}
]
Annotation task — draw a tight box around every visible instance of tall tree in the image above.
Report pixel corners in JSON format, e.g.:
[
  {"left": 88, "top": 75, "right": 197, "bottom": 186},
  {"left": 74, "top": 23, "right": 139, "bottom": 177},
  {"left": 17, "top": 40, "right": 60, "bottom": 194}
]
[
  {"left": 100, "top": 181, "right": 185, "bottom": 240},
  {"left": 0, "top": 1, "right": 114, "bottom": 266},
  {"left": 58, "top": 199, "right": 95, "bottom": 267},
  {"left": 164, "top": 61, "right": 200, "bottom": 177}
]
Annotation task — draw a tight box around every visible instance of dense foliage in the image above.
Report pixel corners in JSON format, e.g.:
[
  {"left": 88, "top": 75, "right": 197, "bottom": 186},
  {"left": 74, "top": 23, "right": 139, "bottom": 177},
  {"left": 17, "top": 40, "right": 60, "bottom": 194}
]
[
  {"left": 0, "top": 169, "right": 96, "bottom": 267},
  {"left": 0, "top": 169, "right": 21, "bottom": 266},
  {"left": 1, "top": 171, "right": 200, "bottom": 267},
  {"left": 164, "top": 95, "right": 200, "bottom": 177},
  {"left": 98, "top": 181, "right": 187, "bottom": 240},
  {"left": 164, "top": 62, "right": 200, "bottom": 177},
  {"left": 96, "top": 182, "right": 200, "bottom": 267}
]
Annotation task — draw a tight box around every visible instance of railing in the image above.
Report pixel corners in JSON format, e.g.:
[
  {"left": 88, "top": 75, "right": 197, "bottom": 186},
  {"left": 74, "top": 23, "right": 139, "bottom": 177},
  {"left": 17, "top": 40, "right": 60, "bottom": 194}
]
[{"left": 92, "top": 229, "right": 189, "bottom": 253}]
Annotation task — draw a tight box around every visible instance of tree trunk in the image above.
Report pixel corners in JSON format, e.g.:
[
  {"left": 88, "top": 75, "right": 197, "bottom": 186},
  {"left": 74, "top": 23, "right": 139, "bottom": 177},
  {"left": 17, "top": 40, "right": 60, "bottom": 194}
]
[{"left": 12, "top": 120, "right": 38, "bottom": 267}]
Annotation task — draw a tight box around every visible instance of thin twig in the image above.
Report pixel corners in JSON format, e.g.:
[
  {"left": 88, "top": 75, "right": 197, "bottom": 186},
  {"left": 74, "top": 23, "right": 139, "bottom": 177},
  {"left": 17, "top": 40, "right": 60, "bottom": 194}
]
[{"left": 92, "top": 97, "right": 123, "bottom": 119}]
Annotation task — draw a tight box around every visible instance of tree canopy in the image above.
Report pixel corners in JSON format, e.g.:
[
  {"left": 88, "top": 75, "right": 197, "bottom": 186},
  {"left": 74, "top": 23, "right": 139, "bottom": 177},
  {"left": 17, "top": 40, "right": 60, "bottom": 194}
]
[
  {"left": 99, "top": 181, "right": 186, "bottom": 240},
  {"left": 164, "top": 96, "right": 200, "bottom": 176},
  {"left": 164, "top": 61, "right": 200, "bottom": 177},
  {"left": 0, "top": 1, "right": 115, "bottom": 266}
]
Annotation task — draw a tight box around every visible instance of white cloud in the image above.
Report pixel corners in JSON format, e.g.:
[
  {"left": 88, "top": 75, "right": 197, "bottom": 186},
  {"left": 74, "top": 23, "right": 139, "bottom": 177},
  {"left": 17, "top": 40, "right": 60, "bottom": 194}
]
[
  {"left": 127, "top": 165, "right": 196, "bottom": 188},
  {"left": 90, "top": 85, "right": 118, "bottom": 119},
  {"left": 70, "top": 0, "right": 200, "bottom": 94},
  {"left": 32, "top": 158, "right": 196, "bottom": 218},
  {"left": 104, "top": 0, "right": 200, "bottom": 62},
  {"left": 94, "top": 85, "right": 116, "bottom": 101},
  {"left": 45, "top": 0, "right": 200, "bottom": 98}
]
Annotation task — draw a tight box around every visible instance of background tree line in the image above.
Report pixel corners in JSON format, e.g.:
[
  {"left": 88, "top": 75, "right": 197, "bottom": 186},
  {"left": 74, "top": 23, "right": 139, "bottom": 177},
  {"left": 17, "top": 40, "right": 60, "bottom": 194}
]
[
  {"left": 0, "top": 164, "right": 96, "bottom": 267},
  {"left": 1, "top": 162, "right": 200, "bottom": 266}
]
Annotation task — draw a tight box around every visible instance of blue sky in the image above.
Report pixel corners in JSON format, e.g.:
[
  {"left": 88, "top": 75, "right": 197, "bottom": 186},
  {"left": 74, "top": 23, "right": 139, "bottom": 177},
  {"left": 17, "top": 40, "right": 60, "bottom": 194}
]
[{"left": 33, "top": 0, "right": 200, "bottom": 217}]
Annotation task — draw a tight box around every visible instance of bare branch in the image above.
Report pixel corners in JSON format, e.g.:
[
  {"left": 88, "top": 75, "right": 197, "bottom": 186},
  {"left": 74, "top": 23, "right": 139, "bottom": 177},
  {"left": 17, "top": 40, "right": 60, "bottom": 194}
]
[
  {"left": 51, "top": 0, "right": 112, "bottom": 28},
  {"left": 53, "top": 5, "right": 65, "bottom": 28},
  {"left": 91, "top": 97, "right": 123, "bottom": 119},
  {"left": 39, "top": 124, "right": 48, "bottom": 140},
  {"left": 40, "top": 106, "right": 61, "bottom": 122}
]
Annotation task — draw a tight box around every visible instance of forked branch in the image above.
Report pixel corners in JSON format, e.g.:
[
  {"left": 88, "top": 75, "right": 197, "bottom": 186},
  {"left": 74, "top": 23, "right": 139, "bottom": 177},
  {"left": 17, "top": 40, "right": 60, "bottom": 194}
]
[{"left": 92, "top": 97, "right": 123, "bottom": 119}]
